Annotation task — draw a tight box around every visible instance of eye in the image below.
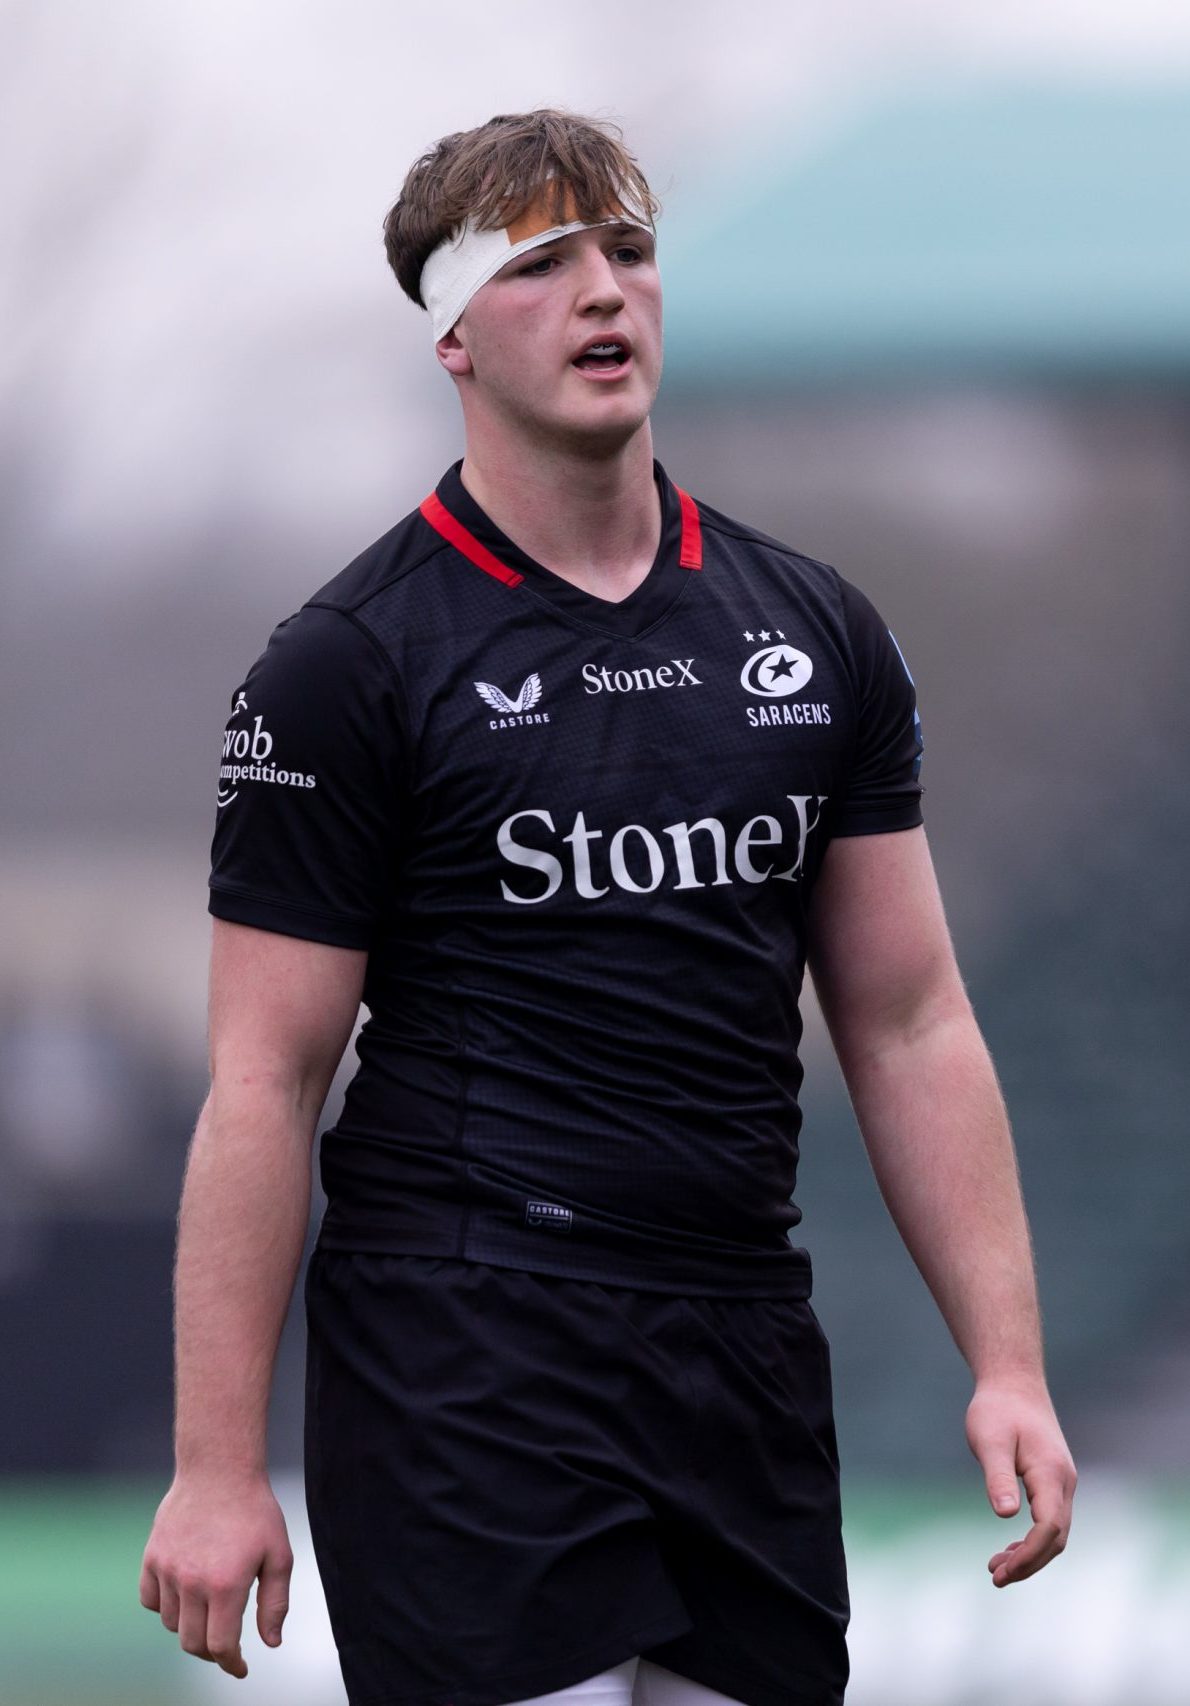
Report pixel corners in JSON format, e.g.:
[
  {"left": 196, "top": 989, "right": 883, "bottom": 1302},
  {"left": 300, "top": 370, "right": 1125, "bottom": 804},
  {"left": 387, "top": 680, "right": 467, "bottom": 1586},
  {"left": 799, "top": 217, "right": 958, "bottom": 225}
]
[
  {"left": 519, "top": 253, "right": 559, "bottom": 276},
  {"left": 612, "top": 244, "right": 645, "bottom": 264}
]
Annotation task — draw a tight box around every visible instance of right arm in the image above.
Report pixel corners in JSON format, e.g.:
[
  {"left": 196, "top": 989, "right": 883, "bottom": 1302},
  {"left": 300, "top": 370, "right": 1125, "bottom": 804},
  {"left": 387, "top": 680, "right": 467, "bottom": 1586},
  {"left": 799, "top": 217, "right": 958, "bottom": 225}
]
[{"left": 139, "top": 917, "right": 366, "bottom": 1679}]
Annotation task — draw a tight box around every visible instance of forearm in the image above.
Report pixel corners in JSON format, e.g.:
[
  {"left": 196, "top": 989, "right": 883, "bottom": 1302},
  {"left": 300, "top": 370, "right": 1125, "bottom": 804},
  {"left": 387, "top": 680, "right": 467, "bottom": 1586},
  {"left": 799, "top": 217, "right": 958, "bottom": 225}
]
[
  {"left": 172, "top": 1085, "right": 314, "bottom": 1478},
  {"left": 836, "top": 994, "right": 1044, "bottom": 1386},
  {"left": 808, "top": 832, "right": 1075, "bottom": 1579}
]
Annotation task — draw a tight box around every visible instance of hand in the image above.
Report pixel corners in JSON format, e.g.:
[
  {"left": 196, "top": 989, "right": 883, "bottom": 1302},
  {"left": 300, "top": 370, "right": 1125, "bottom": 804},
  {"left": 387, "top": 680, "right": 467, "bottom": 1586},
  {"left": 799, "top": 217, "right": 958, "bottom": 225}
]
[
  {"left": 965, "top": 1377, "right": 1077, "bottom": 1587},
  {"left": 139, "top": 1472, "right": 294, "bottom": 1677}
]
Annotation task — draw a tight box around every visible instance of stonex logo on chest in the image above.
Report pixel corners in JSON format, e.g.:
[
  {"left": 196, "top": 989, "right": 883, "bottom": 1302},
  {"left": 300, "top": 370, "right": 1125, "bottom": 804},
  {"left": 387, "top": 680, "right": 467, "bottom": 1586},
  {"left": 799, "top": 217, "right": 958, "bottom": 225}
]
[
  {"left": 582, "top": 658, "right": 702, "bottom": 695},
  {"left": 497, "top": 796, "right": 827, "bottom": 905}
]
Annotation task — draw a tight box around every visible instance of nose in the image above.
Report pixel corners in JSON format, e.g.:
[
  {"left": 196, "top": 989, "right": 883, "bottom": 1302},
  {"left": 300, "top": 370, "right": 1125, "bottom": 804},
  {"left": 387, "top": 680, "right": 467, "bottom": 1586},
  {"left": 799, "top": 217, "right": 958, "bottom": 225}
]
[{"left": 576, "top": 248, "right": 625, "bottom": 316}]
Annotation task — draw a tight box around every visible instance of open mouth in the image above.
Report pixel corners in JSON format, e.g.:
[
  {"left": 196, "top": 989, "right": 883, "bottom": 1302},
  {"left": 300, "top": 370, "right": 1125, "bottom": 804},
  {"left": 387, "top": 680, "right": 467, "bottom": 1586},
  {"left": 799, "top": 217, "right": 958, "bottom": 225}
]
[{"left": 572, "top": 338, "right": 630, "bottom": 372}]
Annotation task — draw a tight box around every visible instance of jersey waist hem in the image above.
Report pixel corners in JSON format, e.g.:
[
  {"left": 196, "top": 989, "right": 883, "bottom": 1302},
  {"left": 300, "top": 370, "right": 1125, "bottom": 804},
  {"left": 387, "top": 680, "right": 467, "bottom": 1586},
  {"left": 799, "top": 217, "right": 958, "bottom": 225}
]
[{"left": 313, "top": 1220, "right": 813, "bottom": 1299}]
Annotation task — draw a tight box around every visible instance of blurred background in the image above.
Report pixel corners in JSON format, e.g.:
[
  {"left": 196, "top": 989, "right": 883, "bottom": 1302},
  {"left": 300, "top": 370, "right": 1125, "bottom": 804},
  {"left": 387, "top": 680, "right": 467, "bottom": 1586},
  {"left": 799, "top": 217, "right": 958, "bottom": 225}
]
[{"left": 2, "top": 1, "right": 1188, "bottom": 1702}]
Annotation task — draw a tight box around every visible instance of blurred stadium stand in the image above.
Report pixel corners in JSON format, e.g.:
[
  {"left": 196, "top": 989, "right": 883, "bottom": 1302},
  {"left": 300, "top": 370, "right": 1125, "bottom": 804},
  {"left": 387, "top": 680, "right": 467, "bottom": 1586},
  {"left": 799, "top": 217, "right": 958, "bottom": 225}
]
[{"left": 662, "top": 83, "right": 1190, "bottom": 381}]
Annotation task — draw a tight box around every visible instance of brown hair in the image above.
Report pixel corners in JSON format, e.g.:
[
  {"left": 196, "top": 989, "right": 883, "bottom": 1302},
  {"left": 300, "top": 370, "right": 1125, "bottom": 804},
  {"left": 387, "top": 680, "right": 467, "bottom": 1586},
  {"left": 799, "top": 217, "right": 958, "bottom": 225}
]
[{"left": 383, "top": 108, "right": 660, "bottom": 309}]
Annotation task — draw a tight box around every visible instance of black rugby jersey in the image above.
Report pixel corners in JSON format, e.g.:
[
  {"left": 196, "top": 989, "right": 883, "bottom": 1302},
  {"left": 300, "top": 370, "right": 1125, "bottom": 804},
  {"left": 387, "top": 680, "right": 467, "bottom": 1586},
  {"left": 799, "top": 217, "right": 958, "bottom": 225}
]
[{"left": 209, "top": 461, "right": 923, "bottom": 1297}]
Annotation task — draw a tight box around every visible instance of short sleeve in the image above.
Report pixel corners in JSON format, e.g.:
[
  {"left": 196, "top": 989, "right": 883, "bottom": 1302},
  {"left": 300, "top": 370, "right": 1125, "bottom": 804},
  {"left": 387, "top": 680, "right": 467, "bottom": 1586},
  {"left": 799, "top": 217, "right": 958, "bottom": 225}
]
[
  {"left": 208, "top": 604, "right": 406, "bottom": 948},
  {"left": 833, "top": 576, "right": 924, "bottom": 837}
]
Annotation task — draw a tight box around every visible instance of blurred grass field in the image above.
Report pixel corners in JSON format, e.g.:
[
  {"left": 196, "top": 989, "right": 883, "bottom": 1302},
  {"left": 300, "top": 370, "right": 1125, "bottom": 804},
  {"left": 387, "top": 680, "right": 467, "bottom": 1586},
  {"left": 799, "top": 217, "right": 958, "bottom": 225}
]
[{"left": 3, "top": 1472, "right": 1190, "bottom": 1706}]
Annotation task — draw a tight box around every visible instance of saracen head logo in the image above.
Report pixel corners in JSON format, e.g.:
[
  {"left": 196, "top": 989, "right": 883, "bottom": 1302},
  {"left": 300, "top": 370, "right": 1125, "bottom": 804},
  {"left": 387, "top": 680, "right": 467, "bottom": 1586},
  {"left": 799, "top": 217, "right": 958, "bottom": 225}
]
[
  {"left": 740, "top": 641, "right": 813, "bottom": 697},
  {"left": 474, "top": 672, "right": 551, "bottom": 731}
]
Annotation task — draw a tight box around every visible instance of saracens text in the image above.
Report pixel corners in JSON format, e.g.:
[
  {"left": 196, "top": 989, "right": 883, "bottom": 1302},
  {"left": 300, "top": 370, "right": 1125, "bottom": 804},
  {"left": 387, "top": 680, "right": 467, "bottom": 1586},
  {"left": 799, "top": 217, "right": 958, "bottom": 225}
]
[{"left": 497, "top": 795, "right": 827, "bottom": 904}]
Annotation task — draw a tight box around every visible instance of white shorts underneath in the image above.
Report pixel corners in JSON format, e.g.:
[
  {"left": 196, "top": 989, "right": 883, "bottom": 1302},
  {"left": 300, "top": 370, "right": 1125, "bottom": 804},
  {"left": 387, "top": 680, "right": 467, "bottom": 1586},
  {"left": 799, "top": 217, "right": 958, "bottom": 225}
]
[{"left": 499, "top": 1657, "right": 745, "bottom": 1706}]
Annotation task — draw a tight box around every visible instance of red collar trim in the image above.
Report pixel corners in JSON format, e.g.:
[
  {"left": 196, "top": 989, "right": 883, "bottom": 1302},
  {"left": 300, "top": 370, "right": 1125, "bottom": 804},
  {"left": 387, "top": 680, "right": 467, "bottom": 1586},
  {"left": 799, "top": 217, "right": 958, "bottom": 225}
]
[
  {"left": 420, "top": 481, "right": 703, "bottom": 584},
  {"left": 419, "top": 492, "right": 525, "bottom": 587},
  {"left": 675, "top": 487, "right": 703, "bottom": 569}
]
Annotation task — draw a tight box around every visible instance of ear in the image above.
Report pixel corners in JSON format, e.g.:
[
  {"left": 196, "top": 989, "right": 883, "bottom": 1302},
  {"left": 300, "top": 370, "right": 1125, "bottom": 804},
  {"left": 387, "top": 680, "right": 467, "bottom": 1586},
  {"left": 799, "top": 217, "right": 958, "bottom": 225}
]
[{"left": 435, "top": 326, "right": 473, "bottom": 377}]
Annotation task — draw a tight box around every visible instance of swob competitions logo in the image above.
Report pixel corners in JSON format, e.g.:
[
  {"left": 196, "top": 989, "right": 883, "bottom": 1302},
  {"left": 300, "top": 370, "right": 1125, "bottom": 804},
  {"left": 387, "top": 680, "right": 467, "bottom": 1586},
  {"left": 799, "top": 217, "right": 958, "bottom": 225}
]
[{"left": 217, "top": 692, "right": 316, "bottom": 808}]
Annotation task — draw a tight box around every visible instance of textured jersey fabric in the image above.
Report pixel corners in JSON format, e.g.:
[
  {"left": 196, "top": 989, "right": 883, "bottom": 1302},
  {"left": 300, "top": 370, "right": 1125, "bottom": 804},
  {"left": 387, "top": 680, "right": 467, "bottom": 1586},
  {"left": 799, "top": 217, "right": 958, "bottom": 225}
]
[{"left": 209, "top": 461, "right": 923, "bottom": 1296}]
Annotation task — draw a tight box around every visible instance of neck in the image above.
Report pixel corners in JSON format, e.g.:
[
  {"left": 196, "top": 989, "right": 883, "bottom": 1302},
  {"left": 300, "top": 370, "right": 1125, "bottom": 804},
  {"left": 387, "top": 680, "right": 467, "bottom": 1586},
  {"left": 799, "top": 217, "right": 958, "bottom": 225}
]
[{"left": 458, "top": 424, "right": 661, "bottom": 601}]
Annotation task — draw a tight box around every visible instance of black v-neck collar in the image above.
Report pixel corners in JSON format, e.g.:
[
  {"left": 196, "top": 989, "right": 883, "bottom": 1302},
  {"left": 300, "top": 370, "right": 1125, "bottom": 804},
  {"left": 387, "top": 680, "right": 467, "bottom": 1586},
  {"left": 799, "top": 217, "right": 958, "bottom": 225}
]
[{"left": 421, "top": 459, "right": 703, "bottom": 641}]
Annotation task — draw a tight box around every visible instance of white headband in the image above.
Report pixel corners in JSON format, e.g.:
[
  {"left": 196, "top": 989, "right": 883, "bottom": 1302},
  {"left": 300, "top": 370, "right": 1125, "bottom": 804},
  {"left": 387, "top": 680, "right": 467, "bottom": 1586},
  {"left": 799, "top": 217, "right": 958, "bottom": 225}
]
[{"left": 420, "top": 202, "right": 652, "bottom": 341}]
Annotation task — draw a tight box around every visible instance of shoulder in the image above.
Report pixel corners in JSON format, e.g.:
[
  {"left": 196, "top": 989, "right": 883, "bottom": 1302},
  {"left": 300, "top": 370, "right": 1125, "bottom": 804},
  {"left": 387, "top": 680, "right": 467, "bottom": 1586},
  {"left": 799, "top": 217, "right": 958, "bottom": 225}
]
[
  {"left": 301, "top": 497, "right": 446, "bottom": 619},
  {"left": 234, "top": 594, "right": 406, "bottom": 730},
  {"left": 245, "top": 494, "right": 451, "bottom": 690},
  {"left": 687, "top": 488, "right": 899, "bottom": 636},
  {"left": 689, "top": 490, "right": 842, "bottom": 592}
]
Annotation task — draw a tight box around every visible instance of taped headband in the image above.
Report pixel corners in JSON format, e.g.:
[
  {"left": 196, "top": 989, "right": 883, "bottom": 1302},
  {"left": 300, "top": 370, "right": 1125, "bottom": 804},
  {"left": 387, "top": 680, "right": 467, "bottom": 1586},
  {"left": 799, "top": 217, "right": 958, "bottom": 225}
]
[{"left": 420, "top": 189, "right": 652, "bottom": 341}]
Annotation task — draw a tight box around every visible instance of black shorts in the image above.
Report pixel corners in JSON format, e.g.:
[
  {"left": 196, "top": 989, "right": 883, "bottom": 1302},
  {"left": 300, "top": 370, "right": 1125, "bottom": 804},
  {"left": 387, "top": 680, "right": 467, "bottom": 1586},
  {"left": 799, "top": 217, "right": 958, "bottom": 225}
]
[{"left": 304, "top": 1252, "right": 850, "bottom": 1706}]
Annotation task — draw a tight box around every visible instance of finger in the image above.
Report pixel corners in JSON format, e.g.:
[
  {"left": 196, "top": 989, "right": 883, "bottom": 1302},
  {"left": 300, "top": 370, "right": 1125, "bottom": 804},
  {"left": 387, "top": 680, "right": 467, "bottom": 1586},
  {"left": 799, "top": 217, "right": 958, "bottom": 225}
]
[
  {"left": 968, "top": 1422, "right": 1022, "bottom": 1517},
  {"left": 158, "top": 1576, "right": 181, "bottom": 1634},
  {"left": 982, "top": 1459, "right": 1021, "bottom": 1516},
  {"left": 1007, "top": 1462, "right": 1074, "bottom": 1574},
  {"left": 989, "top": 1518, "right": 1064, "bottom": 1586},
  {"left": 987, "top": 1539, "right": 1024, "bottom": 1574},
  {"left": 178, "top": 1587, "right": 213, "bottom": 1661},
  {"left": 255, "top": 1541, "right": 293, "bottom": 1647},
  {"left": 206, "top": 1589, "right": 249, "bottom": 1679},
  {"left": 1022, "top": 1459, "right": 1077, "bottom": 1535},
  {"left": 139, "top": 1562, "right": 161, "bottom": 1612}
]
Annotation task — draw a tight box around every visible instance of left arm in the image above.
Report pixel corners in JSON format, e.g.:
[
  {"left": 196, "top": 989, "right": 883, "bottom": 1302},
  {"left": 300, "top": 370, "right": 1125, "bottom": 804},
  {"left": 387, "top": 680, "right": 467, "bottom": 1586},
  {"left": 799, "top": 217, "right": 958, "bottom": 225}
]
[{"left": 807, "top": 824, "right": 1077, "bottom": 1587}]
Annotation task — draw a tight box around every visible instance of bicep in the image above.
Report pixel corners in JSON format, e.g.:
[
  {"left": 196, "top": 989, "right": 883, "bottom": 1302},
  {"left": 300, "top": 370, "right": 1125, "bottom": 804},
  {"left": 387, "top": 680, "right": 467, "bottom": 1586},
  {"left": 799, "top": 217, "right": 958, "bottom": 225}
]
[
  {"left": 207, "top": 918, "right": 367, "bottom": 1117},
  {"left": 807, "top": 826, "right": 967, "bottom": 1063}
]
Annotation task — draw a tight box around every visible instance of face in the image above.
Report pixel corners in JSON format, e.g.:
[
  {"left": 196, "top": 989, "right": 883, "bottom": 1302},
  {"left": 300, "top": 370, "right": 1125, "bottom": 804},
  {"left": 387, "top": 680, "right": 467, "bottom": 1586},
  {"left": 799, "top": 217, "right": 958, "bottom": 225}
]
[{"left": 437, "top": 222, "right": 663, "bottom": 454}]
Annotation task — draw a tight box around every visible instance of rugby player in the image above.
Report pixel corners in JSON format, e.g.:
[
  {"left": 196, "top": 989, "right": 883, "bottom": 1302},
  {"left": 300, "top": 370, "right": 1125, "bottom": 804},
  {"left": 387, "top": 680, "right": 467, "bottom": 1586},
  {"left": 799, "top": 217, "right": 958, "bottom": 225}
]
[{"left": 139, "top": 108, "right": 1077, "bottom": 1706}]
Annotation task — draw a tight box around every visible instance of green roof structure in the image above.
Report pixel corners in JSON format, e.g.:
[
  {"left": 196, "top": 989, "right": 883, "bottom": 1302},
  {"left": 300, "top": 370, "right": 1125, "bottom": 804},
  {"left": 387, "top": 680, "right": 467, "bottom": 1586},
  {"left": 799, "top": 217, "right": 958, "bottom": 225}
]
[{"left": 662, "top": 83, "right": 1190, "bottom": 385}]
